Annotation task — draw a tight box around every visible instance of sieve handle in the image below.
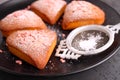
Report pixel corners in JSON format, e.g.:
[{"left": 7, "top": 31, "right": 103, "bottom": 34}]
[{"left": 106, "top": 23, "right": 120, "bottom": 34}]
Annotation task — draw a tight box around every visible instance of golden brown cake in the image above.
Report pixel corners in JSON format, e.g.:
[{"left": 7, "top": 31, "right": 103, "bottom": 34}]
[
  {"left": 6, "top": 29, "right": 57, "bottom": 69},
  {"left": 62, "top": 1, "right": 105, "bottom": 30},
  {"left": 0, "top": 10, "right": 47, "bottom": 37},
  {"left": 30, "top": 0, "right": 67, "bottom": 25}
]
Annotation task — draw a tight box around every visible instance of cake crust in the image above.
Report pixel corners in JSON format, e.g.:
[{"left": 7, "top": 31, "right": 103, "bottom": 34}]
[
  {"left": 0, "top": 10, "right": 47, "bottom": 37},
  {"left": 31, "top": 0, "right": 67, "bottom": 24},
  {"left": 6, "top": 29, "right": 57, "bottom": 69},
  {"left": 62, "top": 1, "right": 105, "bottom": 30}
]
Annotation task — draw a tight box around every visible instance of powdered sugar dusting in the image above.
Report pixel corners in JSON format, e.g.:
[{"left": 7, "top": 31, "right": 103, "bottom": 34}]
[
  {"left": 8, "top": 30, "right": 56, "bottom": 55},
  {"left": 31, "top": 0, "right": 66, "bottom": 21},
  {"left": 63, "top": 1, "right": 105, "bottom": 23},
  {"left": 6, "top": 30, "right": 57, "bottom": 67},
  {"left": 0, "top": 10, "right": 46, "bottom": 31},
  {"left": 79, "top": 34, "right": 103, "bottom": 51},
  {"left": 72, "top": 30, "right": 109, "bottom": 51}
]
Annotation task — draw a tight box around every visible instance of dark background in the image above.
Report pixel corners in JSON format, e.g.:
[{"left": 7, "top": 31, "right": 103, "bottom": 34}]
[{"left": 0, "top": 0, "right": 120, "bottom": 80}]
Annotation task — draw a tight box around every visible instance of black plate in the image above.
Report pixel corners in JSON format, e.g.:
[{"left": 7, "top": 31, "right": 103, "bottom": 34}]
[{"left": 0, "top": 0, "right": 120, "bottom": 77}]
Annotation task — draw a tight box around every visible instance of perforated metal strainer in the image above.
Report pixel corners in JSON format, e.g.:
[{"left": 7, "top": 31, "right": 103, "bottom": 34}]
[{"left": 55, "top": 23, "right": 120, "bottom": 59}]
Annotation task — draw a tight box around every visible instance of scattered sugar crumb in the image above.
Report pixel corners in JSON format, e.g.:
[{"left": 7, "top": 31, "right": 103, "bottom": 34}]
[
  {"left": 6, "top": 43, "right": 8, "bottom": 46},
  {"left": 25, "top": 6, "right": 30, "bottom": 10},
  {"left": 15, "top": 60, "right": 22, "bottom": 65},
  {"left": 0, "top": 49, "right": 3, "bottom": 53},
  {"left": 46, "top": 60, "right": 56, "bottom": 70},
  {"left": 58, "top": 21, "right": 61, "bottom": 25},
  {"left": 58, "top": 19, "right": 62, "bottom": 25},
  {"left": 62, "top": 33, "right": 66, "bottom": 38},
  {"left": 49, "top": 60, "right": 52, "bottom": 63},
  {"left": 60, "top": 58, "right": 66, "bottom": 63}
]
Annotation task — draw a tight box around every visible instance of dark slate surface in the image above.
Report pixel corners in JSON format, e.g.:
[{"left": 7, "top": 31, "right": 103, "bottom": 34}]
[{"left": 0, "top": 0, "right": 120, "bottom": 80}]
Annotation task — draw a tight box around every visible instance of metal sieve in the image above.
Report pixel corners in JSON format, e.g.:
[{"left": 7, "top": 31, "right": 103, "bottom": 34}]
[{"left": 55, "top": 23, "right": 120, "bottom": 59}]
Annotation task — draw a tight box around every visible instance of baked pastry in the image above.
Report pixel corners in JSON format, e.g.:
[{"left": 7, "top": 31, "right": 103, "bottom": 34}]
[
  {"left": 6, "top": 29, "right": 57, "bottom": 69},
  {"left": 0, "top": 10, "right": 47, "bottom": 37},
  {"left": 30, "top": 0, "right": 67, "bottom": 25},
  {"left": 62, "top": 1, "right": 105, "bottom": 30}
]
